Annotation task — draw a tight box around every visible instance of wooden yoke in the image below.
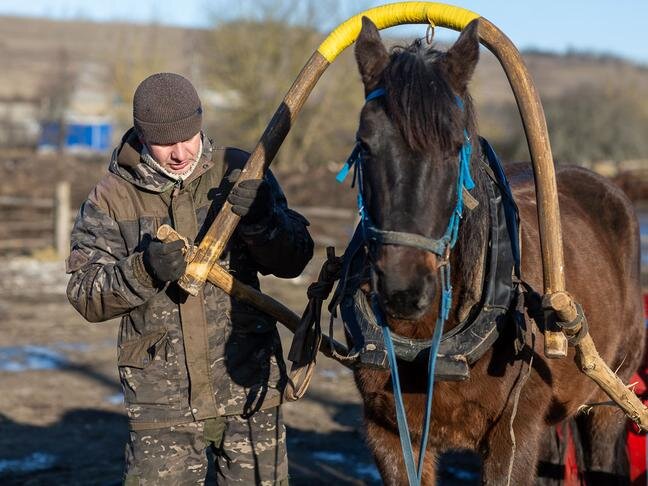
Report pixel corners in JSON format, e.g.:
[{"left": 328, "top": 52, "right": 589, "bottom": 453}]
[
  {"left": 168, "top": 2, "right": 648, "bottom": 429},
  {"left": 176, "top": 2, "right": 567, "bottom": 357}
]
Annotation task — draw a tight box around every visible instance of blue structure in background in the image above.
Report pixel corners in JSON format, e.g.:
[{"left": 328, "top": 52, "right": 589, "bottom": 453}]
[{"left": 38, "top": 118, "right": 112, "bottom": 153}]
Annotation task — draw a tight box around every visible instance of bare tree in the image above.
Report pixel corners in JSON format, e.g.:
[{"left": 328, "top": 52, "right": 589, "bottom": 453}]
[
  {"left": 202, "top": 0, "right": 369, "bottom": 170},
  {"left": 489, "top": 82, "right": 648, "bottom": 166},
  {"left": 106, "top": 24, "right": 172, "bottom": 132}
]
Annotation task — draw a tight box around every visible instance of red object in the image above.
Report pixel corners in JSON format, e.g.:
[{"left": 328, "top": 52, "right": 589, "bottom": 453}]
[
  {"left": 556, "top": 422, "right": 582, "bottom": 485},
  {"left": 561, "top": 294, "right": 648, "bottom": 484},
  {"left": 626, "top": 294, "right": 648, "bottom": 485},
  {"left": 627, "top": 369, "right": 647, "bottom": 485}
]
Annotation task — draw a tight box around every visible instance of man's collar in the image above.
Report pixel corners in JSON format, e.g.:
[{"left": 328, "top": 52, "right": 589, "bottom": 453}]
[{"left": 110, "top": 128, "right": 215, "bottom": 193}]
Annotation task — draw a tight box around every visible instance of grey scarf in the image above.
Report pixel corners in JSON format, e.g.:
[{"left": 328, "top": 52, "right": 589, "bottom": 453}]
[{"left": 140, "top": 138, "right": 203, "bottom": 181}]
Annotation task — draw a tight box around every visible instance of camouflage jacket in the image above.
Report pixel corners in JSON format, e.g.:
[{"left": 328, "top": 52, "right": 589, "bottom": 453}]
[{"left": 66, "top": 128, "right": 313, "bottom": 430}]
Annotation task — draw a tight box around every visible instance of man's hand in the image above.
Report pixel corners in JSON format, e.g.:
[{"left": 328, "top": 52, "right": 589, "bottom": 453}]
[
  {"left": 227, "top": 179, "right": 275, "bottom": 225},
  {"left": 143, "top": 239, "right": 187, "bottom": 283}
]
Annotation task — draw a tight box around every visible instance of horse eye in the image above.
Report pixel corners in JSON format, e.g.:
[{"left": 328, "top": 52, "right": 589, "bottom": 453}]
[{"left": 358, "top": 140, "right": 371, "bottom": 155}]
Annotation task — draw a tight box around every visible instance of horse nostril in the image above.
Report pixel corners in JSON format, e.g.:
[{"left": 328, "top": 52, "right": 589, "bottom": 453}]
[
  {"left": 387, "top": 290, "right": 423, "bottom": 312},
  {"left": 387, "top": 285, "right": 433, "bottom": 313}
]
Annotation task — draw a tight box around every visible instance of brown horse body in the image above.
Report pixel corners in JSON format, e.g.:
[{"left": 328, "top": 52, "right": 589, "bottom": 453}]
[{"left": 350, "top": 18, "right": 644, "bottom": 485}]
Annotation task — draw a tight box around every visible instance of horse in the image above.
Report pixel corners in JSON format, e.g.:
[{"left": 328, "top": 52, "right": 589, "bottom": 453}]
[{"left": 347, "top": 17, "right": 644, "bottom": 485}]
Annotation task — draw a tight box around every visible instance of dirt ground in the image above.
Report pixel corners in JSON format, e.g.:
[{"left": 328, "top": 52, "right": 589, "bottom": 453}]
[
  {"left": 0, "top": 150, "right": 379, "bottom": 485},
  {"left": 0, "top": 152, "right": 646, "bottom": 485},
  {"left": 0, "top": 245, "right": 383, "bottom": 485}
]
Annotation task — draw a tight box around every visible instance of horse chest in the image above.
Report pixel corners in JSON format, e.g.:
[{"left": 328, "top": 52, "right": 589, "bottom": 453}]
[{"left": 355, "top": 361, "right": 511, "bottom": 448}]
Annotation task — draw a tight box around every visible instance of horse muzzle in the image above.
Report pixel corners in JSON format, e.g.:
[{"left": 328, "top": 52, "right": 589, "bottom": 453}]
[{"left": 374, "top": 247, "right": 440, "bottom": 320}]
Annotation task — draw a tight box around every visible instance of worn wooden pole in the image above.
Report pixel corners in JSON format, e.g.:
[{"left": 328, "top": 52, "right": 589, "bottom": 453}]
[
  {"left": 166, "top": 2, "right": 646, "bottom": 426},
  {"left": 55, "top": 181, "right": 71, "bottom": 259},
  {"left": 477, "top": 19, "right": 568, "bottom": 357},
  {"left": 157, "top": 224, "right": 352, "bottom": 367},
  {"left": 544, "top": 292, "right": 648, "bottom": 429},
  {"left": 177, "top": 53, "right": 330, "bottom": 296}
]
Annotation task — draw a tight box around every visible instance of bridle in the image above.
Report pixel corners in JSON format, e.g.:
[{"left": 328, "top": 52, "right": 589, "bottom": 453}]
[
  {"left": 338, "top": 88, "right": 475, "bottom": 259},
  {"left": 336, "top": 87, "right": 476, "bottom": 485}
]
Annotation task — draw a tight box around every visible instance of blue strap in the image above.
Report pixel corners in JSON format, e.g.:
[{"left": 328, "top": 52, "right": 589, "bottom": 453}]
[
  {"left": 366, "top": 87, "right": 386, "bottom": 101},
  {"left": 336, "top": 144, "right": 360, "bottom": 183},
  {"left": 455, "top": 95, "right": 464, "bottom": 111},
  {"left": 373, "top": 261, "right": 451, "bottom": 486},
  {"left": 336, "top": 87, "right": 385, "bottom": 183},
  {"left": 416, "top": 263, "right": 450, "bottom": 479},
  {"left": 371, "top": 297, "right": 420, "bottom": 485}
]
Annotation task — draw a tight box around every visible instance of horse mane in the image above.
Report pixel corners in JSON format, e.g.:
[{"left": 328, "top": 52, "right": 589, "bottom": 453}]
[{"left": 383, "top": 39, "right": 476, "bottom": 154}]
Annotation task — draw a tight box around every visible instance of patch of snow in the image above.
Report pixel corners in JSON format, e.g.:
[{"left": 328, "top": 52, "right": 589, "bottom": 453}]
[
  {"left": 312, "top": 451, "right": 346, "bottom": 463},
  {"left": 0, "top": 452, "right": 57, "bottom": 474},
  {"left": 355, "top": 463, "right": 381, "bottom": 481},
  {"left": 52, "top": 342, "right": 91, "bottom": 352},
  {"left": 0, "top": 345, "right": 67, "bottom": 372},
  {"left": 318, "top": 367, "right": 352, "bottom": 379},
  {"left": 0, "top": 257, "right": 68, "bottom": 296},
  {"left": 107, "top": 393, "right": 124, "bottom": 405}
]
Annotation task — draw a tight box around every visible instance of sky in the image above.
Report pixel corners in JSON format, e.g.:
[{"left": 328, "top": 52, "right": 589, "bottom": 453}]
[{"left": 0, "top": 0, "right": 646, "bottom": 65}]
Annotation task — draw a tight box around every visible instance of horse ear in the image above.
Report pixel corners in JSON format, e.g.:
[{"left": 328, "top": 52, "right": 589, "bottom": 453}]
[
  {"left": 355, "top": 16, "right": 389, "bottom": 92},
  {"left": 444, "top": 19, "right": 480, "bottom": 95}
]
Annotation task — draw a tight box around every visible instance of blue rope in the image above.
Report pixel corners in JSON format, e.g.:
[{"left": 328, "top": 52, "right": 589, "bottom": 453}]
[
  {"left": 416, "top": 262, "right": 451, "bottom": 480},
  {"left": 338, "top": 88, "right": 475, "bottom": 486},
  {"left": 372, "top": 298, "right": 420, "bottom": 483}
]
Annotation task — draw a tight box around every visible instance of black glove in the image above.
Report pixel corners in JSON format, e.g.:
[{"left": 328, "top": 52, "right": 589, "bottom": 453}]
[
  {"left": 227, "top": 178, "right": 275, "bottom": 225},
  {"left": 142, "top": 239, "right": 187, "bottom": 283}
]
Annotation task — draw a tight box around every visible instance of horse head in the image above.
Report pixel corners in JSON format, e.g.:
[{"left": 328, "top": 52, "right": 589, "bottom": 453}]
[{"left": 353, "top": 17, "right": 484, "bottom": 324}]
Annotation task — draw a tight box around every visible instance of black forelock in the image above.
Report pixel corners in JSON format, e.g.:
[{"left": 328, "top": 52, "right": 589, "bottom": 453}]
[{"left": 383, "top": 39, "right": 463, "bottom": 154}]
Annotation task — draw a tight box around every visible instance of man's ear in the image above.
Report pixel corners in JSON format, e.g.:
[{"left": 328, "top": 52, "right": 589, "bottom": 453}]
[
  {"left": 355, "top": 16, "right": 390, "bottom": 94},
  {"left": 443, "top": 19, "right": 480, "bottom": 95}
]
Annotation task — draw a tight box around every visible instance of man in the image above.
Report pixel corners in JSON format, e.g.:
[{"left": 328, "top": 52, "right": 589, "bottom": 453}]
[{"left": 66, "top": 72, "right": 313, "bottom": 484}]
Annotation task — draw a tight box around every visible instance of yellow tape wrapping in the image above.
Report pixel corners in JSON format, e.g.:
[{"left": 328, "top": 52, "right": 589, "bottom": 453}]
[{"left": 318, "top": 2, "right": 480, "bottom": 63}]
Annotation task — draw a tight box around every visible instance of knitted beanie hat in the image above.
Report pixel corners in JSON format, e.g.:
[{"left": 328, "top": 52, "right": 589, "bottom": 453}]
[{"left": 133, "top": 73, "right": 202, "bottom": 144}]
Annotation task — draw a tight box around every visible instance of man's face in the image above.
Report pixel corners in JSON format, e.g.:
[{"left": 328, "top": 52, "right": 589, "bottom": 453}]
[{"left": 147, "top": 132, "right": 202, "bottom": 174}]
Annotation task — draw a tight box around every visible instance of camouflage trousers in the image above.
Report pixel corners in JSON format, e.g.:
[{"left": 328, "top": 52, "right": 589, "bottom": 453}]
[{"left": 123, "top": 407, "right": 288, "bottom": 485}]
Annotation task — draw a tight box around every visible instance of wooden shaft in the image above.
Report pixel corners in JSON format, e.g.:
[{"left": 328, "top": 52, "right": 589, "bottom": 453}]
[
  {"left": 177, "top": 52, "right": 331, "bottom": 296},
  {"left": 157, "top": 225, "right": 352, "bottom": 367},
  {"left": 544, "top": 291, "right": 578, "bottom": 323},
  {"left": 577, "top": 334, "right": 648, "bottom": 431},
  {"left": 477, "top": 19, "right": 568, "bottom": 358}
]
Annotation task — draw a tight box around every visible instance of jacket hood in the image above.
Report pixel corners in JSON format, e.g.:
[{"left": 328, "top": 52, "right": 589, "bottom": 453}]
[{"left": 109, "top": 127, "right": 214, "bottom": 193}]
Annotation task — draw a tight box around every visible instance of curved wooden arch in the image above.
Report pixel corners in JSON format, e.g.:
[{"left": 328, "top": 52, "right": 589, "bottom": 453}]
[
  {"left": 171, "top": 2, "right": 648, "bottom": 429},
  {"left": 178, "top": 2, "right": 567, "bottom": 353}
]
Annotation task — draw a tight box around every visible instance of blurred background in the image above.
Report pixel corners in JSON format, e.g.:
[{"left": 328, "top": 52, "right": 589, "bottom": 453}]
[{"left": 0, "top": 0, "right": 645, "bottom": 484}]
